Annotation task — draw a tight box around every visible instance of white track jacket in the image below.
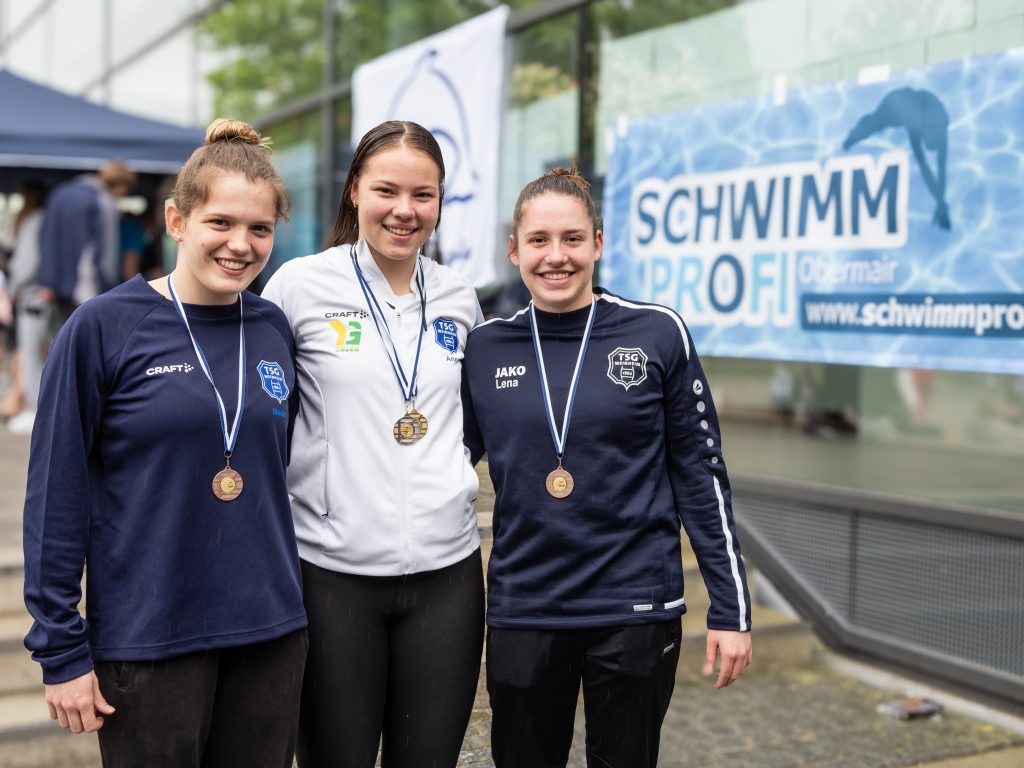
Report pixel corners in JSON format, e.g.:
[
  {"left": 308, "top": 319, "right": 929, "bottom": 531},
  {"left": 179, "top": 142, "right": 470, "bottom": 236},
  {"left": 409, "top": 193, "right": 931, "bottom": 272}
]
[{"left": 262, "top": 242, "right": 482, "bottom": 575}]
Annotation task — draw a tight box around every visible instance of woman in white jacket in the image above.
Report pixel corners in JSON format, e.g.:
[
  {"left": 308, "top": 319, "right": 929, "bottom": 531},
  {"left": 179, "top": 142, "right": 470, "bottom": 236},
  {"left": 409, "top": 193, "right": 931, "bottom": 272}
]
[{"left": 262, "top": 120, "right": 484, "bottom": 768}]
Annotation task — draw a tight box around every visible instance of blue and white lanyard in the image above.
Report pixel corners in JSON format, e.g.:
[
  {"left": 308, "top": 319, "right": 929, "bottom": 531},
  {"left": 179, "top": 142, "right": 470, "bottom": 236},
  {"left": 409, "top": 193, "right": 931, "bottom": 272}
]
[
  {"left": 350, "top": 243, "right": 427, "bottom": 406},
  {"left": 528, "top": 298, "right": 597, "bottom": 461},
  {"left": 167, "top": 274, "right": 246, "bottom": 456}
]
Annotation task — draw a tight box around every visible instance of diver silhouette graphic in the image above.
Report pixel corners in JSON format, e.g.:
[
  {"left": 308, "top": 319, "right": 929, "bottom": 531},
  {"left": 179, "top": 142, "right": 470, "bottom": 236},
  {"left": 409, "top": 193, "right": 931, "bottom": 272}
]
[
  {"left": 843, "top": 87, "right": 951, "bottom": 230},
  {"left": 388, "top": 48, "right": 480, "bottom": 206}
]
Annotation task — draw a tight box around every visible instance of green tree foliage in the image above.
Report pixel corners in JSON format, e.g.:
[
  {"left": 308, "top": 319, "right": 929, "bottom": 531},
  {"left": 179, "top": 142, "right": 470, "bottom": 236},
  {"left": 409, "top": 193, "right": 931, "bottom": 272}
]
[
  {"left": 198, "top": 0, "right": 742, "bottom": 122},
  {"left": 199, "top": 0, "right": 326, "bottom": 120},
  {"left": 200, "top": 0, "right": 522, "bottom": 120},
  {"left": 333, "top": 0, "right": 507, "bottom": 80},
  {"left": 593, "top": 0, "right": 740, "bottom": 39}
]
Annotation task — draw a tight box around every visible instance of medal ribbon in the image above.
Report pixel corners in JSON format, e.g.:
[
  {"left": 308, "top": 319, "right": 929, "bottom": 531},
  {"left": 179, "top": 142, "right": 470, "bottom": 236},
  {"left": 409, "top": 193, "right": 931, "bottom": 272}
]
[
  {"left": 529, "top": 298, "right": 597, "bottom": 461},
  {"left": 167, "top": 275, "right": 246, "bottom": 455},
  {"left": 350, "top": 242, "right": 427, "bottom": 406}
]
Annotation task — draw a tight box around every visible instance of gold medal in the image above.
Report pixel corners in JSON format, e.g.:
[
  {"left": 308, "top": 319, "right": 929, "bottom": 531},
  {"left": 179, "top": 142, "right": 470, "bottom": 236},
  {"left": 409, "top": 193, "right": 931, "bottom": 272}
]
[
  {"left": 212, "top": 467, "right": 244, "bottom": 501},
  {"left": 413, "top": 409, "right": 429, "bottom": 434},
  {"left": 545, "top": 467, "right": 574, "bottom": 499},
  {"left": 394, "top": 409, "right": 428, "bottom": 444},
  {"left": 352, "top": 244, "right": 433, "bottom": 449}
]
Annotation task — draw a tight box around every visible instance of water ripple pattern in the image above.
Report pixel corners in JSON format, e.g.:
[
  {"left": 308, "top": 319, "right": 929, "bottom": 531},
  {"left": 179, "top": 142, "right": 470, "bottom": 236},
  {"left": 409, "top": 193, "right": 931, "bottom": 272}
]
[{"left": 602, "top": 48, "right": 1024, "bottom": 374}]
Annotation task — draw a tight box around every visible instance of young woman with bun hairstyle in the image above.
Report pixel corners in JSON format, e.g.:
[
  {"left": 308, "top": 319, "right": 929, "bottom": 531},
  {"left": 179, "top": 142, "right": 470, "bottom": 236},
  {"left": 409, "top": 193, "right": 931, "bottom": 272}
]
[
  {"left": 262, "top": 119, "right": 484, "bottom": 768},
  {"left": 462, "top": 167, "right": 753, "bottom": 767},
  {"left": 23, "top": 118, "right": 308, "bottom": 767}
]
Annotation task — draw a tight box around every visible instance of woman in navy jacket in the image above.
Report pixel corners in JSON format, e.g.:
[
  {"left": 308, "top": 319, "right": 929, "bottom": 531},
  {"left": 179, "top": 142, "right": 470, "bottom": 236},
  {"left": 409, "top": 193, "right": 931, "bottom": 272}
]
[
  {"left": 463, "top": 167, "right": 753, "bottom": 768},
  {"left": 23, "top": 119, "right": 307, "bottom": 768}
]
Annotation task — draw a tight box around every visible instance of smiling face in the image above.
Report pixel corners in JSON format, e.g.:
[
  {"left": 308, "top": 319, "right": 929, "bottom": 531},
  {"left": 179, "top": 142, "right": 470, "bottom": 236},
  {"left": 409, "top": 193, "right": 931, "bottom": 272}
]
[
  {"left": 165, "top": 172, "right": 277, "bottom": 304},
  {"left": 350, "top": 144, "right": 441, "bottom": 284},
  {"left": 510, "top": 191, "right": 603, "bottom": 313}
]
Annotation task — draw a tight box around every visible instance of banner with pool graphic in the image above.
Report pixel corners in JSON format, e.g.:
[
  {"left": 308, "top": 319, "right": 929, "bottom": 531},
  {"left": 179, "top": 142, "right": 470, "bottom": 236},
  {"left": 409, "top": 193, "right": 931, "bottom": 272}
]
[{"left": 601, "top": 48, "right": 1024, "bottom": 374}]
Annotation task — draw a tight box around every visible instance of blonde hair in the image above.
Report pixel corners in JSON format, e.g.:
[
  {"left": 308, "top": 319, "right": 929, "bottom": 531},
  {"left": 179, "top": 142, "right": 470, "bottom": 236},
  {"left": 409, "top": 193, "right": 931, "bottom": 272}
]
[
  {"left": 511, "top": 166, "right": 598, "bottom": 237},
  {"left": 171, "top": 118, "right": 290, "bottom": 220}
]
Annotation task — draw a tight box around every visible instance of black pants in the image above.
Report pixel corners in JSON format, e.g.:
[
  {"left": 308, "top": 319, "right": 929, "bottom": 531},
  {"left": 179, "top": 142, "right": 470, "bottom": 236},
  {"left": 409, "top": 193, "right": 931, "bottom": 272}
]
[
  {"left": 297, "top": 550, "right": 485, "bottom": 768},
  {"left": 487, "top": 619, "right": 682, "bottom": 768},
  {"left": 94, "top": 629, "right": 308, "bottom": 768}
]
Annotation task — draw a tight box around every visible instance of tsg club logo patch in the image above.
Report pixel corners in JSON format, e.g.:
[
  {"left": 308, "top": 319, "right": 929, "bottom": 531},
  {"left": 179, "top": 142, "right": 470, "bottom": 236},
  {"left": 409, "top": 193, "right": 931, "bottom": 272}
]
[
  {"left": 257, "top": 360, "right": 290, "bottom": 402},
  {"left": 433, "top": 317, "right": 459, "bottom": 353},
  {"left": 607, "top": 347, "right": 648, "bottom": 390}
]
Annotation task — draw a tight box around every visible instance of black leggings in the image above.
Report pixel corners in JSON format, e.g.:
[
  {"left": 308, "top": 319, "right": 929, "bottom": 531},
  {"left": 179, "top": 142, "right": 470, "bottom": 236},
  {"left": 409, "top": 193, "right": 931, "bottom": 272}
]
[
  {"left": 297, "top": 550, "right": 485, "bottom": 768},
  {"left": 95, "top": 630, "right": 308, "bottom": 768},
  {"left": 487, "top": 620, "right": 682, "bottom": 768}
]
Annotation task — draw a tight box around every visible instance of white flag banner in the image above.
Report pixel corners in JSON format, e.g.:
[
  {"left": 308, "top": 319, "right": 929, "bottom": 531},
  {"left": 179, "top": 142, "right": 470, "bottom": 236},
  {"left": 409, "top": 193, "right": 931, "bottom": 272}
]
[{"left": 352, "top": 6, "right": 509, "bottom": 287}]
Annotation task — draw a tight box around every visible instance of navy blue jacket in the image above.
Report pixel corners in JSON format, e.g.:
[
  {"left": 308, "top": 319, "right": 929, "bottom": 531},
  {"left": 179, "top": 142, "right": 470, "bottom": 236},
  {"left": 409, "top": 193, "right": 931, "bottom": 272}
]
[
  {"left": 463, "top": 289, "right": 751, "bottom": 632},
  {"left": 23, "top": 276, "right": 307, "bottom": 684},
  {"left": 37, "top": 177, "right": 112, "bottom": 300}
]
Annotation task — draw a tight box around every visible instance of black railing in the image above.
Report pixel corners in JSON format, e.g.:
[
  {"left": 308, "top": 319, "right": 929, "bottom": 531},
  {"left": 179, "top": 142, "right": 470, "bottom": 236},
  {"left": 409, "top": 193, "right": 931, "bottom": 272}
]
[{"left": 733, "top": 474, "right": 1024, "bottom": 710}]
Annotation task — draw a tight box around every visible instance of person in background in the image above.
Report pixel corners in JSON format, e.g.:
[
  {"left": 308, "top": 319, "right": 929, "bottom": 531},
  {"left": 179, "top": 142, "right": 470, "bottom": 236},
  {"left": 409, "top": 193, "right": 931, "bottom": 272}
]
[
  {"left": 118, "top": 204, "right": 166, "bottom": 282},
  {"left": 119, "top": 210, "right": 148, "bottom": 281},
  {"left": 0, "top": 272, "right": 11, "bottom": 337},
  {"left": 23, "top": 119, "right": 307, "bottom": 768},
  {"left": 2, "top": 180, "right": 48, "bottom": 434},
  {"left": 36, "top": 160, "right": 135, "bottom": 326},
  {"left": 262, "top": 120, "right": 484, "bottom": 768},
  {"left": 0, "top": 269, "right": 15, "bottom": 414},
  {"left": 462, "top": 167, "right": 753, "bottom": 768}
]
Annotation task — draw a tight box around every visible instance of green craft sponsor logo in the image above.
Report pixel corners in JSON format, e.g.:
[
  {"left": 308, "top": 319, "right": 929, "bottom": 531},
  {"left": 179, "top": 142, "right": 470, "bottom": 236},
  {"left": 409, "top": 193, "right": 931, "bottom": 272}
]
[{"left": 329, "top": 320, "right": 362, "bottom": 351}]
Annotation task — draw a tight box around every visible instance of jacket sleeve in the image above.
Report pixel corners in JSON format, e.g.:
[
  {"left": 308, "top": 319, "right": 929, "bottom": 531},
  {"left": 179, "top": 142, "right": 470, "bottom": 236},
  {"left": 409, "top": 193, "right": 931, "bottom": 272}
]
[
  {"left": 260, "top": 268, "right": 300, "bottom": 464},
  {"left": 35, "top": 201, "right": 63, "bottom": 294},
  {"left": 22, "top": 309, "right": 108, "bottom": 683},
  {"left": 461, "top": 359, "right": 486, "bottom": 467},
  {"left": 92, "top": 192, "right": 113, "bottom": 292},
  {"left": 286, "top": 334, "right": 300, "bottom": 465},
  {"left": 662, "top": 318, "right": 751, "bottom": 632},
  {"left": 37, "top": 191, "right": 94, "bottom": 299}
]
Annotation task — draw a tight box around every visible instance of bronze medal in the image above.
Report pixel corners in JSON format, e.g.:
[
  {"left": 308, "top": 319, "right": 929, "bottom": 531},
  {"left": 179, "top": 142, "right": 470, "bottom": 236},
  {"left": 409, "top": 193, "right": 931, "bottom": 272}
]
[
  {"left": 545, "top": 467, "right": 574, "bottom": 499},
  {"left": 530, "top": 300, "right": 596, "bottom": 504},
  {"left": 212, "top": 467, "right": 244, "bottom": 501},
  {"left": 168, "top": 275, "right": 248, "bottom": 506},
  {"left": 394, "top": 410, "right": 428, "bottom": 444}
]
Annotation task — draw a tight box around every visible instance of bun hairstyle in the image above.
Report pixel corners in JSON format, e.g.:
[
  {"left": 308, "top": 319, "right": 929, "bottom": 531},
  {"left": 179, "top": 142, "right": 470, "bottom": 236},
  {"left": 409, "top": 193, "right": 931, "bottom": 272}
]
[
  {"left": 171, "top": 117, "right": 290, "bottom": 220},
  {"left": 204, "top": 117, "right": 266, "bottom": 147},
  {"left": 512, "top": 166, "right": 599, "bottom": 237},
  {"left": 330, "top": 120, "right": 445, "bottom": 248}
]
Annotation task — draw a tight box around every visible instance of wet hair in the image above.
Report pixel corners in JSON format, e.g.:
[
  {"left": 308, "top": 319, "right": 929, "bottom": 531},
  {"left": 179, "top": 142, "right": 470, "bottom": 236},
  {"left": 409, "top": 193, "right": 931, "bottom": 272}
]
[
  {"left": 512, "top": 166, "right": 599, "bottom": 238},
  {"left": 97, "top": 160, "right": 136, "bottom": 191},
  {"left": 329, "top": 120, "right": 445, "bottom": 248},
  {"left": 171, "top": 118, "right": 290, "bottom": 220}
]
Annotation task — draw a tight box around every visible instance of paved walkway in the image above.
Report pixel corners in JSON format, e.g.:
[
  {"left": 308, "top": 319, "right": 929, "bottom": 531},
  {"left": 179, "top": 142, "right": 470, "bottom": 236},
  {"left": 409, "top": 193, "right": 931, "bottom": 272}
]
[{"left": 447, "top": 656, "right": 1024, "bottom": 768}]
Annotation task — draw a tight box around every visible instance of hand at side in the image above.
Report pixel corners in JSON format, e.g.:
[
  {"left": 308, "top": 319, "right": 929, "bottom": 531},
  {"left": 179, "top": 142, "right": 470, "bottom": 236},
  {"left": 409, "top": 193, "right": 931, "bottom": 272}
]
[
  {"left": 45, "top": 670, "right": 115, "bottom": 733},
  {"left": 702, "top": 629, "right": 752, "bottom": 689}
]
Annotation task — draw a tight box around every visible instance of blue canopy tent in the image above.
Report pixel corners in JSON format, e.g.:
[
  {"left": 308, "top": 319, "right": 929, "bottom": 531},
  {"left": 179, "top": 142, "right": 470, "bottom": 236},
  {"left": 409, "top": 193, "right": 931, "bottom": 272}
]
[{"left": 0, "top": 69, "right": 202, "bottom": 179}]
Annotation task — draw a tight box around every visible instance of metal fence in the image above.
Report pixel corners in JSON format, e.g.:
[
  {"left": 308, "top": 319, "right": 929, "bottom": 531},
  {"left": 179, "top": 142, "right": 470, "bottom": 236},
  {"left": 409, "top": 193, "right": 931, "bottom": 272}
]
[{"left": 733, "top": 475, "right": 1024, "bottom": 709}]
